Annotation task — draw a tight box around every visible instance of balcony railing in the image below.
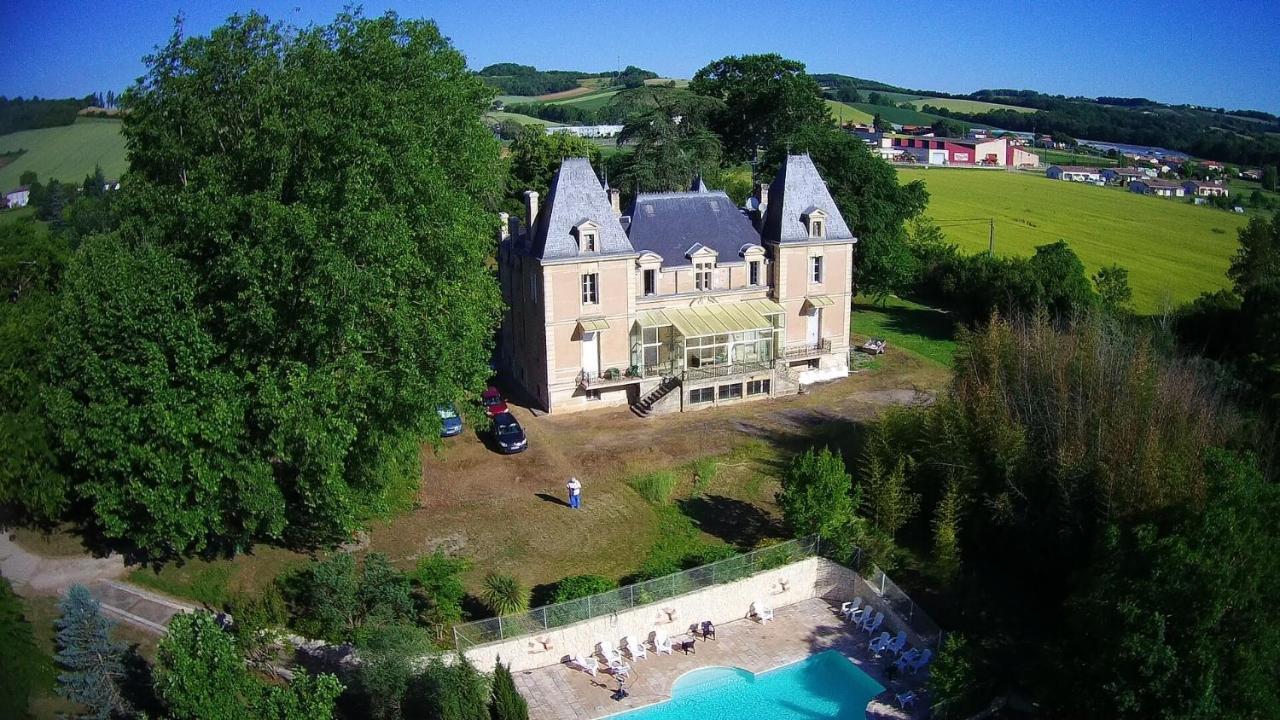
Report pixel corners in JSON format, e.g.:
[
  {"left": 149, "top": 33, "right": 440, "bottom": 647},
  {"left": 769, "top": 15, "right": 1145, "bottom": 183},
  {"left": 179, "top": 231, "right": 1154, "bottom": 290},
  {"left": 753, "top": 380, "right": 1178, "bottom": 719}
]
[
  {"left": 682, "top": 358, "right": 775, "bottom": 383},
  {"left": 783, "top": 338, "right": 832, "bottom": 360},
  {"left": 578, "top": 368, "right": 643, "bottom": 390}
]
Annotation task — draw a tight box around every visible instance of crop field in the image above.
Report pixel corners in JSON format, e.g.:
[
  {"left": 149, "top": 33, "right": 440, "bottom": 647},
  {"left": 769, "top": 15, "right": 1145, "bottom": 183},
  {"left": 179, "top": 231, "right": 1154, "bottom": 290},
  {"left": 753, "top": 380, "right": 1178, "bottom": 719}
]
[
  {"left": 0, "top": 118, "right": 127, "bottom": 189},
  {"left": 545, "top": 87, "right": 621, "bottom": 110},
  {"left": 848, "top": 102, "right": 945, "bottom": 126},
  {"left": 900, "top": 168, "right": 1249, "bottom": 312},
  {"left": 826, "top": 100, "right": 875, "bottom": 124}
]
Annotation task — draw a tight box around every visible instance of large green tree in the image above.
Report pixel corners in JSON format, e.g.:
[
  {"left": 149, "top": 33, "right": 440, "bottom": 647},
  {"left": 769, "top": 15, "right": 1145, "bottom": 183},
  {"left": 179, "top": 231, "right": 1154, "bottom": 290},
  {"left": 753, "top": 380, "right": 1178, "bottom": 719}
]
[
  {"left": 507, "top": 125, "right": 601, "bottom": 200},
  {"left": 613, "top": 90, "right": 725, "bottom": 197},
  {"left": 689, "top": 54, "right": 830, "bottom": 160},
  {"left": 1, "top": 578, "right": 54, "bottom": 720},
  {"left": 46, "top": 11, "right": 505, "bottom": 558},
  {"left": 0, "top": 222, "right": 70, "bottom": 521},
  {"left": 55, "top": 585, "right": 130, "bottom": 720}
]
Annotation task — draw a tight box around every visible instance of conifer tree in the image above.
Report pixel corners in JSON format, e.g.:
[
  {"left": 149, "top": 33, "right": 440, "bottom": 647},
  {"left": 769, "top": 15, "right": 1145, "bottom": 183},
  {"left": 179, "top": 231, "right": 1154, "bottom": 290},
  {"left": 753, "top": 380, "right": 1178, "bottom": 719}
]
[
  {"left": 55, "top": 585, "right": 130, "bottom": 720},
  {"left": 488, "top": 658, "right": 528, "bottom": 720}
]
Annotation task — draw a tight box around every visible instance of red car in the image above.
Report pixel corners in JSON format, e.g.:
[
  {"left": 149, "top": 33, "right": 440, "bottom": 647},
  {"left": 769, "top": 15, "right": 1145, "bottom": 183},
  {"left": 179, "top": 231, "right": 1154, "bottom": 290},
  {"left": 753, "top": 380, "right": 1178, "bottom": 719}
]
[{"left": 481, "top": 387, "right": 508, "bottom": 417}]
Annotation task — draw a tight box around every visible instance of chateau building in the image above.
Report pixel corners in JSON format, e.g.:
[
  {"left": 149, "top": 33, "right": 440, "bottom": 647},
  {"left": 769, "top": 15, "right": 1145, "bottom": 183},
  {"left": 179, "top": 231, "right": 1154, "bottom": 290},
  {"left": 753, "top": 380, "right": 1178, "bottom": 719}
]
[{"left": 496, "top": 154, "right": 856, "bottom": 415}]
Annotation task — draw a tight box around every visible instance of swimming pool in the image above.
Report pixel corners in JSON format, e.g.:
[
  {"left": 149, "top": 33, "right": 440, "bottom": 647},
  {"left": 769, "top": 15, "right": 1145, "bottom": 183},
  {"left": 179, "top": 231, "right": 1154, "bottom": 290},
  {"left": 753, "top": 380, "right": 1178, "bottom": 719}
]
[{"left": 611, "top": 650, "right": 883, "bottom": 720}]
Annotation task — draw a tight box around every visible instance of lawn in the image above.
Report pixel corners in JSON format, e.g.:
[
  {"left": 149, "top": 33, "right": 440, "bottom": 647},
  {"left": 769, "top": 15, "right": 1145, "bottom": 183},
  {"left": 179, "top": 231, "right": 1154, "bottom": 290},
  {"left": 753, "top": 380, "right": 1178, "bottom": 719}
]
[
  {"left": 0, "top": 118, "right": 127, "bottom": 189},
  {"left": 852, "top": 296, "right": 957, "bottom": 368},
  {"left": 826, "top": 100, "right": 875, "bottom": 125},
  {"left": 900, "top": 168, "right": 1249, "bottom": 312},
  {"left": 848, "top": 102, "right": 945, "bottom": 126}
]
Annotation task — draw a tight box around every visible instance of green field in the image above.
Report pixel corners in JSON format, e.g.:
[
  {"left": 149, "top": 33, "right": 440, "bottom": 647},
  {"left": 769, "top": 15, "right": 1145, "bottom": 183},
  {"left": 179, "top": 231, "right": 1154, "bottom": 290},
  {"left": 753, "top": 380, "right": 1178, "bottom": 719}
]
[
  {"left": 900, "top": 168, "right": 1249, "bottom": 312},
  {"left": 486, "top": 110, "right": 560, "bottom": 127},
  {"left": 0, "top": 118, "right": 127, "bottom": 189},
  {"left": 910, "top": 96, "right": 1034, "bottom": 114},
  {"left": 1030, "top": 148, "right": 1119, "bottom": 167},
  {"left": 545, "top": 88, "right": 621, "bottom": 110},
  {"left": 849, "top": 102, "right": 945, "bottom": 126},
  {"left": 826, "top": 100, "right": 875, "bottom": 124}
]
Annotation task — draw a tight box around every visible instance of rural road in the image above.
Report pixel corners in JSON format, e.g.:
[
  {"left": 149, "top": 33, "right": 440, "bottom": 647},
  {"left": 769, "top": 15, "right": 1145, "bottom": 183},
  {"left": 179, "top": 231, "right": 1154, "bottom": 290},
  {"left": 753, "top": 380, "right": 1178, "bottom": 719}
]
[{"left": 1, "top": 531, "right": 194, "bottom": 633}]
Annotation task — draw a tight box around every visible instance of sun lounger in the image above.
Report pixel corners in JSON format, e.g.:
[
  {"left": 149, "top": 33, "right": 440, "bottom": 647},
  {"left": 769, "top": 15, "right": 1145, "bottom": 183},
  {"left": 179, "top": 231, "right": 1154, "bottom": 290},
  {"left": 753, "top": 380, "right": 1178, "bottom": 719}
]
[
  {"left": 623, "top": 635, "right": 647, "bottom": 660},
  {"left": 751, "top": 600, "right": 774, "bottom": 623},
  {"left": 569, "top": 654, "right": 599, "bottom": 677},
  {"left": 597, "top": 639, "right": 622, "bottom": 664},
  {"left": 651, "top": 630, "right": 673, "bottom": 655},
  {"left": 896, "top": 691, "right": 918, "bottom": 709}
]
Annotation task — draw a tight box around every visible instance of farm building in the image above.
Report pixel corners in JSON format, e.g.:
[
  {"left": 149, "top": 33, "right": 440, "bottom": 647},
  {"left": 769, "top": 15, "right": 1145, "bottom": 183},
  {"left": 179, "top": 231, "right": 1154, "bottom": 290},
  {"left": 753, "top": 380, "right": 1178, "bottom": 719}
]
[
  {"left": 1130, "top": 179, "right": 1185, "bottom": 197},
  {"left": 1046, "top": 165, "right": 1103, "bottom": 183},
  {"left": 1101, "top": 167, "right": 1154, "bottom": 185},
  {"left": 888, "top": 136, "right": 1039, "bottom": 168},
  {"left": 3, "top": 186, "right": 30, "bottom": 208},
  {"left": 546, "top": 125, "right": 624, "bottom": 139},
  {"left": 1182, "top": 180, "right": 1228, "bottom": 198}
]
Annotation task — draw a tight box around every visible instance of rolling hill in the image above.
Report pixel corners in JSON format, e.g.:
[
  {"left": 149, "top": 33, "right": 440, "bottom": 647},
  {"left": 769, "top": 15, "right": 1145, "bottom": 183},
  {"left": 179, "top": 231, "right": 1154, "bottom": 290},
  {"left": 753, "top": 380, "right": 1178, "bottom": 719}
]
[{"left": 0, "top": 117, "right": 127, "bottom": 188}]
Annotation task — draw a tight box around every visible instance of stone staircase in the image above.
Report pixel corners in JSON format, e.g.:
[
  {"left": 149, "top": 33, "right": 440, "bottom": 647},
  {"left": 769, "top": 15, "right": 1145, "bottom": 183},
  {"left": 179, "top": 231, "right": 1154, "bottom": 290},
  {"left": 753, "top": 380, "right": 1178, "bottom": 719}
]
[
  {"left": 631, "top": 376, "right": 682, "bottom": 417},
  {"left": 774, "top": 364, "right": 802, "bottom": 397}
]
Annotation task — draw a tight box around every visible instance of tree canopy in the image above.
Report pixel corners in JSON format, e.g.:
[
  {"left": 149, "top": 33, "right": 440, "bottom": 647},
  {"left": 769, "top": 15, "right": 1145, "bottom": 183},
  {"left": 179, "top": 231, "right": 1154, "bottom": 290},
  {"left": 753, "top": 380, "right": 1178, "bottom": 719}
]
[
  {"left": 689, "top": 54, "right": 831, "bottom": 160},
  {"left": 44, "top": 11, "right": 505, "bottom": 558}
]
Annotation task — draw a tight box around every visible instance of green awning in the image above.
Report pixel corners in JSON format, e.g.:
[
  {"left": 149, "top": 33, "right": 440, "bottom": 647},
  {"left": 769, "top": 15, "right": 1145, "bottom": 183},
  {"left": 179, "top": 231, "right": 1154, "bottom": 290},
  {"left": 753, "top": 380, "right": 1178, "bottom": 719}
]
[
  {"left": 804, "top": 295, "right": 836, "bottom": 309},
  {"left": 742, "top": 298, "right": 786, "bottom": 316},
  {"left": 577, "top": 317, "right": 610, "bottom": 332},
  {"left": 638, "top": 304, "right": 772, "bottom": 337}
]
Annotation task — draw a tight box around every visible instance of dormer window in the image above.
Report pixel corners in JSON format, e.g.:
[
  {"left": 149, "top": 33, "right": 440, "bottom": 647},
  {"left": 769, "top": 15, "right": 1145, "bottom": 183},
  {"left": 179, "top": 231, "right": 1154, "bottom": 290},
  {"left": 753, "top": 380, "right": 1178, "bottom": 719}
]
[
  {"left": 802, "top": 207, "right": 828, "bottom": 239},
  {"left": 572, "top": 220, "right": 600, "bottom": 253}
]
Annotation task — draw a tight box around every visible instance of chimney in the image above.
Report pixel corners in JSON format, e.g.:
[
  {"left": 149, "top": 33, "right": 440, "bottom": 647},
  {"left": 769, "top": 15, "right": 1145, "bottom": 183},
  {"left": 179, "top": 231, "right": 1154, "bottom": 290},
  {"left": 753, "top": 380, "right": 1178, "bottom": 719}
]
[
  {"left": 755, "top": 182, "right": 769, "bottom": 222},
  {"left": 498, "top": 212, "right": 510, "bottom": 242},
  {"left": 609, "top": 188, "right": 621, "bottom": 216},
  {"left": 524, "top": 190, "right": 540, "bottom": 236},
  {"left": 508, "top": 216, "right": 522, "bottom": 245}
]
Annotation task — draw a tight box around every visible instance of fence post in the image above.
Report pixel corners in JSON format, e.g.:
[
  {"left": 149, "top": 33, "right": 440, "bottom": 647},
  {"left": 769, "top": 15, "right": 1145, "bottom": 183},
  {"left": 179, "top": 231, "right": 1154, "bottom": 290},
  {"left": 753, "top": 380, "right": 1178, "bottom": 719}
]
[
  {"left": 542, "top": 607, "right": 548, "bottom": 630},
  {"left": 629, "top": 585, "right": 635, "bottom": 608},
  {"left": 588, "top": 595, "right": 593, "bottom": 619},
  {"left": 498, "top": 615, "right": 504, "bottom": 640},
  {"left": 453, "top": 626, "right": 460, "bottom": 654}
]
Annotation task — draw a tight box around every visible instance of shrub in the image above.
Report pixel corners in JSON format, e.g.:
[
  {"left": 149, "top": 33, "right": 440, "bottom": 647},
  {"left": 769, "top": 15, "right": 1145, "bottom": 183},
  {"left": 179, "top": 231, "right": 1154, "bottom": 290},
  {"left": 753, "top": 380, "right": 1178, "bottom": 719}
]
[
  {"left": 628, "top": 471, "right": 677, "bottom": 504},
  {"left": 690, "top": 457, "right": 718, "bottom": 494},
  {"left": 55, "top": 585, "right": 130, "bottom": 719},
  {"left": 480, "top": 574, "right": 529, "bottom": 617},
  {"left": 489, "top": 659, "right": 529, "bottom": 720},
  {"left": 551, "top": 575, "right": 616, "bottom": 603},
  {"left": 411, "top": 551, "right": 469, "bottom": 627}
]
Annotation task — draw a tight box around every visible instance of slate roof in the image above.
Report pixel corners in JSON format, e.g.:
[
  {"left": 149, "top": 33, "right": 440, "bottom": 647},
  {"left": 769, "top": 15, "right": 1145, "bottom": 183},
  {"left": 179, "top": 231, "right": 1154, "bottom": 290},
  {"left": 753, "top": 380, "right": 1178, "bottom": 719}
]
[
  {"left": 626, "top": 191, "right": 762, "bottom": 267},
  {"left": 528, "top": 158, "right": 634, "bottom": 262},
  {"left": 761, "top": 155, "right": 855, "bottom": 244}
]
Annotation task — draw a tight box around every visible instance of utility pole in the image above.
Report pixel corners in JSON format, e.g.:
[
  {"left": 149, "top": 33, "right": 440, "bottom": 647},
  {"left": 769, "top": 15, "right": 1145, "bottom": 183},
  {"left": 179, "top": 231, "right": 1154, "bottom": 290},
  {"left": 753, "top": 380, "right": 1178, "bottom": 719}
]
[{"left": 988, "top": 218, "right": 995, "bottom": 255}]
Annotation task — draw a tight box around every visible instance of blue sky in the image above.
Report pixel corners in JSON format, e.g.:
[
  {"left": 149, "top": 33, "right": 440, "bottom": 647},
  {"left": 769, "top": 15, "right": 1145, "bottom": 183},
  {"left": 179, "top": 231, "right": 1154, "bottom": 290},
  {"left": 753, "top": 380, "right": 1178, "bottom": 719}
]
[{"left": 3, "top": 0, "right": 1279, "bottom": 112}]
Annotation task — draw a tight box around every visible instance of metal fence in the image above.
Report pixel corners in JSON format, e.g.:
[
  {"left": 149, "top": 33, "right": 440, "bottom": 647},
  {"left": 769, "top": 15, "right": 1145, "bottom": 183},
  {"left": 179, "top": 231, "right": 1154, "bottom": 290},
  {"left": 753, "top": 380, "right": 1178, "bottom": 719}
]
[
  {"left": 453, "top": 536, "right": 821, "bottom": 651},
  {"left": 851, "top": 559, "right": 944, "bottom": 649}
]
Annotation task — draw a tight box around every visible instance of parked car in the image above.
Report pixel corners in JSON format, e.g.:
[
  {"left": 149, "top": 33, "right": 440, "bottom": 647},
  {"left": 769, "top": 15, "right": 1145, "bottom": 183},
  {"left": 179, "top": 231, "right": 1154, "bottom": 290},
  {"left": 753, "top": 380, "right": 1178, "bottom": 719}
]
[
  {"left": 492, "top": 412, "right": 527, "bottom": 454},
  {"left": 436, "top": 404, "right": 463, "bottom": 437},
  {"left": 481, "top": 386, "right": 508, "bottom": 417}
]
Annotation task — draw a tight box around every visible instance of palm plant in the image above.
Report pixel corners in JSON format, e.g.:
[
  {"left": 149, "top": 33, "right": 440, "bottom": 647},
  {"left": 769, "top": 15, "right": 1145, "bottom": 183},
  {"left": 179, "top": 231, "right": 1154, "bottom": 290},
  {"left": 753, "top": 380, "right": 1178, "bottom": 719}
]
[{"left": 481, "top": 573, "right": 529, "bottom": 616}]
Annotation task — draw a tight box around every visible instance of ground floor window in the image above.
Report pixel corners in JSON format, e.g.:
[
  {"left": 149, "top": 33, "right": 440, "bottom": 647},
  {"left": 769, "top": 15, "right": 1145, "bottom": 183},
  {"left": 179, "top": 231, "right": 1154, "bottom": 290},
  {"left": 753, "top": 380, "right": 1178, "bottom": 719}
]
[
  {"left": 718, "top": 383, "right": 743, "bottom": 400},
  {"left": 689, "top": 387, "right": 714, "bottom": 404},
  {"left": 747, "top": 379, "right": 770, "bottom": 396}
]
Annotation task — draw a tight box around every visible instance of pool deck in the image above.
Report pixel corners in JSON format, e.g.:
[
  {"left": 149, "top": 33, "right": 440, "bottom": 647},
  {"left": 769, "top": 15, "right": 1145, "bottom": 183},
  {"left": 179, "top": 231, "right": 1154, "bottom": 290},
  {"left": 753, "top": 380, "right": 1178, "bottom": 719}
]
[{"left": 512, "top": 597, "right": 929, "bottom": 720}]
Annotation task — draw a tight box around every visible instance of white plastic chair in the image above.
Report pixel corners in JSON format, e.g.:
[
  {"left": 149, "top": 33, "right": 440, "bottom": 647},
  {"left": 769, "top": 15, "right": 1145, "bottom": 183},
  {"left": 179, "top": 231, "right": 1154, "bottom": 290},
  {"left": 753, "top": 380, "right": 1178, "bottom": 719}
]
[
  {"left": 861, "top": 611, "right": 884, "bottom": 635},
  {"left": 751, "top": 600, "right": 774, "bottom": 623},
  {"left": 840, "top": 598, "right": 863, "bottom": 621},
  {"left": 651, "top": 629, "right": 673, "bottom": 655},
  {"left": 868, "top": 631, "right": 892, "bottom": 654},
  {"left": 597, "top": 639, "right": 622, "bottom": 664},
  {"left": 570, "top": 654, "right": 599, "bottom": 677},
  {"left": 623, "top": 635, "right": 647, "bottom": 660}
]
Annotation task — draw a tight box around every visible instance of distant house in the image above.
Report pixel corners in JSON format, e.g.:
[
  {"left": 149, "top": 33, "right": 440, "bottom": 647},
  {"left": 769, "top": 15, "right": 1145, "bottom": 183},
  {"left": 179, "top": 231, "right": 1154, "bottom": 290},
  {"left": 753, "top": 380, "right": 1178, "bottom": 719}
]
[
  {"left": 1101, "top": 167, "right": 1153, "bottom": 185},
  {"left": 545, "top": 125, "right": 624, "bottom": 139},
  {"left": 1046, "top": 166, "right": 1103, "bottom": 183},
  {"left": 3, "top": 186, "right": 30, "bottom": 209},
  {"left": 1182, "top": 180, "right": 1228, "bottom": 198},
  {"left": 1240, "top": 168, "right": 1262, "bottom": 181},
  {"left": 1199, "top": 160, "right": 1225, "bottom": 172},
  {"left": 1130, "top": 178, "right": 1185, "bottom": 197}
]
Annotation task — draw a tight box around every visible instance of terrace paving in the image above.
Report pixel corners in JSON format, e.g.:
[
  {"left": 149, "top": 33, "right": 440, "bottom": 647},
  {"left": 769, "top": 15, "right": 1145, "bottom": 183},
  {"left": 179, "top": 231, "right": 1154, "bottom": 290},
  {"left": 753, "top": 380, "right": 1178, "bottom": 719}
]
[{"left": 513, "top": 597, "right": 928, "bottom": 720}]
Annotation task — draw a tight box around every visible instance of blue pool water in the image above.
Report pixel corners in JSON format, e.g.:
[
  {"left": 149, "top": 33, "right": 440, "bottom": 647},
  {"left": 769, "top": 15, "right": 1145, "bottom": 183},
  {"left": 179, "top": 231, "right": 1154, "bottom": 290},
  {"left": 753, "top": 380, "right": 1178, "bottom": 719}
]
[{"left": 612, "top": 650, "right": 883, "bottom": 720}]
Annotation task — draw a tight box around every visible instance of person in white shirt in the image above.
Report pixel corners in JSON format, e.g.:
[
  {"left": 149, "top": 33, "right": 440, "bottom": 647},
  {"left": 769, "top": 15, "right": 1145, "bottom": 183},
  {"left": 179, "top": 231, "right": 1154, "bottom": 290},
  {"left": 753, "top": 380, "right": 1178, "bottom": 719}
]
[{"left": 566, "top": 477, "right": 582, "bottom": 509}]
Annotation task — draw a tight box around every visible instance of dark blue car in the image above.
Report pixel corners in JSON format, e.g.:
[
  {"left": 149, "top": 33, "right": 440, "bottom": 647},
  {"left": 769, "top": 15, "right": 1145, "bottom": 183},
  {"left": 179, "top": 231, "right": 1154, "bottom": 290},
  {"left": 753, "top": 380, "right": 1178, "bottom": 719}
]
[
  {"left": 492, "top": 412, "right": 527, "bottom": 454},
  {"left": 436, "top": 404, "right": 463, "bottom": 437}
]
